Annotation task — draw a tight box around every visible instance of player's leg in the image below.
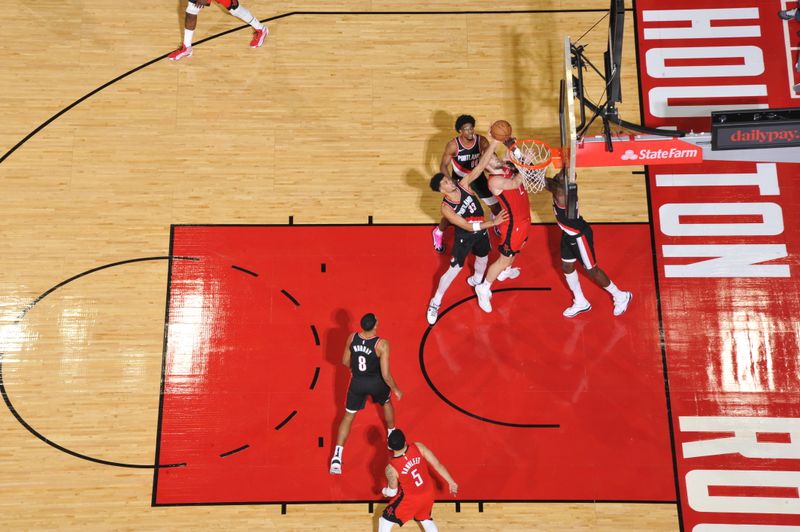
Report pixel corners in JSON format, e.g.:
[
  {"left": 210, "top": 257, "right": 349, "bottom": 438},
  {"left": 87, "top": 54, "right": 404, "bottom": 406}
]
[
  {"left": 419, "top": 520, "right": 439, "bottom": 532},
  {"left": 378, "top": 517, "right": 397, "bottom": 532},
  {"left": 574, "top": 226, "right": 632, "bottom": 316},
  {"left": 372, "top": 380, "right": 395, "bottom": 434},
  {"left": 225, "top": 0, "right": 268, "bottom": 48},
  {"left": 562, "top": 233, "right": 592, "bottom": 317},
  {"left": 428, "top": 237, "right": 471, "bottom": 324},
  {"left": 169, "top": 1, "right": 202, "bottom": 60},
  {"left": 331, "top": 383, "right": 365, "bottom": 473},
  {"left": 778, "top": 8, "right": 798, "bottom": 20},
  {"left": 466, "top": 233, "right": 491, "bottom": 287}
]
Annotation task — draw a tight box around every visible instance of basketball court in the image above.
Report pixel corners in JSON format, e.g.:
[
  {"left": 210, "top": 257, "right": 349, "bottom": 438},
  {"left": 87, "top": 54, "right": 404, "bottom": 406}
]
[{"left": 1, "top": 1, "right": 799, "bottom": 530}]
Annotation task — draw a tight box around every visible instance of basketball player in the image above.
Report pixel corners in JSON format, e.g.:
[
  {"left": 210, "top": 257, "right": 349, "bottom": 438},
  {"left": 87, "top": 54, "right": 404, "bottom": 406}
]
[
  {"left": 432, "top": 115, "right": 502, "bottom": 253},
  {"left": 378, "top": 429, "right": 458, "bottom": 532},
  {"left": 168, "top": 0, "right": 268, "bottom": 61},
  {"left": 330, "top": 313, "right": 403, "bottom": 475},
  {"left": 473, "top": 133, "right": 530, "bottom": 313},
  {"left": 426, "top": 139, "right": 509, "bottom": 325},
  {"left": 545, "top": 170, "right": 632, "bottom": 317}
]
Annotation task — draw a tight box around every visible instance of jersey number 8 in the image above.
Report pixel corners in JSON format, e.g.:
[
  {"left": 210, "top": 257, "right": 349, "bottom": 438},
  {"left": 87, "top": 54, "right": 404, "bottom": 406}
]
[{"left": 358, "top": 355, "right": 367, "bottom": 372}]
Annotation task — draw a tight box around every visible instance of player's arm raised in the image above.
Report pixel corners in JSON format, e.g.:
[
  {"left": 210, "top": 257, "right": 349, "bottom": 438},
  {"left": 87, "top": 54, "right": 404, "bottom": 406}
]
[
  {"left": 417, "top": 442, "right": 458, "bottom": 496},
  {"left": 378, "top": 339, "right": 403, "bottom": 400},
  {"left": 441, "top": 203, "right": 507, "bottom": 233},
  {"left": 381, "top": 464, "right": 399, "bottom": 497},
  {"left": 439, "top": 139, "right": 458, "bottom": 177},
  {"left": 341, "top": 332, "right": 355, "bottom": 367},
  {"left": 462, "top": 136, "right": 501, "bottom": 188}
]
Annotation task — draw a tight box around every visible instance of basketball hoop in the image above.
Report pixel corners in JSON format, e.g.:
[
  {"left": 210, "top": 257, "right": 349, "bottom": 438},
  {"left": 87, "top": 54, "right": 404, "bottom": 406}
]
[{"left": 508, "top": 139, "right": 552, "bottom": 194}]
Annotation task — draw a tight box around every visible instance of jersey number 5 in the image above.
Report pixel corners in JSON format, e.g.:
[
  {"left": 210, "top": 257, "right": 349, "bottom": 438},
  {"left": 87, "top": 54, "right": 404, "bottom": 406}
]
[
  {"left": 357, "top": 355, "right": 367, "bottom": 372},
  {"left": 411, "top": 469, "right": 424, "bottom": 487}
]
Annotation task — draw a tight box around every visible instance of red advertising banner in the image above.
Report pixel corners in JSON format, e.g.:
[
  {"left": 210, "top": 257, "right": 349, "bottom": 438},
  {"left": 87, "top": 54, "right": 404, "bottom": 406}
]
[
  {"left": 635, "top": 1, "right": 800, "bottom": 530},
  {"left": 576, "top": 136, "right": 703, "bottom": 166}
]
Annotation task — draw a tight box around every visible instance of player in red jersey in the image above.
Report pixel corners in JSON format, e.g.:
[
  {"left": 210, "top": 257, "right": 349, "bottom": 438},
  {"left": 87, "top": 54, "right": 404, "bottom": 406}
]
[
  {"left": 378, "top": 429, "right": 458, "bottom": 532},
  {"left": 168, "top": 0, "right": 268, "bottom": 61},
  {"left": 473, "top": 131, "right": 531, "bottom": 313}
]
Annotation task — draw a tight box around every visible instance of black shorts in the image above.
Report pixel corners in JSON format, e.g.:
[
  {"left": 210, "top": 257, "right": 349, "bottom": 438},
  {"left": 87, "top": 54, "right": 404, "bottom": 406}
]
[
  {"left": 346, "top": 376, "right": 390, "bottom": 412},
  {"left": 560, "top": 225, "right": 596, "bottom": 269},
  {"left": 450, "top": 229, "right": 491, "bottom": 268}
]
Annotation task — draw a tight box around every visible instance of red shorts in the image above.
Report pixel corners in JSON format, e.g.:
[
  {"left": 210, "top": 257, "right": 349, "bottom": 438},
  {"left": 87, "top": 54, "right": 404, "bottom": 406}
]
[
  {"left": 498, "top": 220, "right": 529, "bottom": 256},
  {"left": 191, "top": 0, "right": 234, "bottom": 8},
  {"left": 382, "top": 492, "right": 434, "bottom": 525}
]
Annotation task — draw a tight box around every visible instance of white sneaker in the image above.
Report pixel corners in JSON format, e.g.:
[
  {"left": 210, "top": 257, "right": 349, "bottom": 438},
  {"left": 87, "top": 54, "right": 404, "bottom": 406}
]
[
  {"left": 563, "top": 300, "right": 591, "bottom": 318},
  {"left": 497, "top": 267, "right": 520, "bottom": 281},
  {"left": 613, "top": 291, "right": 633, "bottom": 316},
  {"left": 467, "top": 275, "right": 480, "bottom": 287},
  {"left": 475, "top": 283, "right": 492, "bottom": 313},
  {"left": 426, "top": 300, "right": 440, "bottom": 325},
  {"left": 329, "top": 458, "right": 342, "bottom": 475}
]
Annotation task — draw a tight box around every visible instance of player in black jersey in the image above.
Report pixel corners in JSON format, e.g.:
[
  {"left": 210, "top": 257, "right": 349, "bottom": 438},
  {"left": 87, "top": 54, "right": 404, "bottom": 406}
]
[
  {"left": 545, "top": 171, "right": 632, "bottom": 318},
  {"left": 426, "top": 136, "right": 508, "bottom": 325},
  {"left": 330, "top": 313, "right": 403, "bottom": 475},
  {"left": 431, "top": 115, "right": 503, "bottom": 253}
]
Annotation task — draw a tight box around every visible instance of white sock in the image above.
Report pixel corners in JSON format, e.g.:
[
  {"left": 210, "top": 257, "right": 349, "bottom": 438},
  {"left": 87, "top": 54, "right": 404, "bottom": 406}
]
[
  {"left": 388, "top": 427, "right": 395, "bottom": 436},
  {"left": 432, "top": 265, "right": 461, "bottom": 305},
  {"left": 433, "top": 227, "right": 443, "bottom": 237},
  {"left": 604, "top": 280, "right": 623, "bottom": 299},
  {"left": 473, "top": 255, "right": 488, "bottom": 282},
  {"left": 183, "top": 29, "right": 194, "bottom": 48},
  {"left": 564, "top": 271, "right": 588, "bottom": 303},
  {"left": 230, "top": 4, "right": 264, "bottom": 29},
  {"left": 420, "top": 519, "right": 439, "bottom": 532},
  {"left": 479, "top": 280, "right": 492, "bottom": 290},
  {"left": 333, "top": 445, "right": 343, "bottom": 461}
]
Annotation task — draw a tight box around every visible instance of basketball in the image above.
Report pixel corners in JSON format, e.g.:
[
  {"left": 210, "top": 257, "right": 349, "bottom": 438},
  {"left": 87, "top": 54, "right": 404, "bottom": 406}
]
[{"left": 490, "top": 120, "right": 513, "bottom": 142}]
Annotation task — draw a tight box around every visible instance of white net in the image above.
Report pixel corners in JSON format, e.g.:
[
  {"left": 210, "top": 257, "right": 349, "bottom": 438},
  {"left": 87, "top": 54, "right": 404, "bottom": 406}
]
[{"left": 509, "top": 140, "right": 552, "bottom": 194}]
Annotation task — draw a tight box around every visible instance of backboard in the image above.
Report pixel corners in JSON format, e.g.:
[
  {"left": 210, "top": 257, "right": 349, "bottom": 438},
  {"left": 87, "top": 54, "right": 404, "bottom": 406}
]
[{"left": 560, "top": 36, "right": 579, "bottom": 218}]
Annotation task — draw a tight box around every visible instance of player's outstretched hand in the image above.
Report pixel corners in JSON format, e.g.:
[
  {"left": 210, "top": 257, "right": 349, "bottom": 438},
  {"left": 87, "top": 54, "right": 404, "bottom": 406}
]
[
  {"left": 448, "top": 481, "right": 459, "bottom": 496},
  {"left": 393, "top": 388, "right": 404, "bottom": 400},
  {"left": 493, "top": 209, "right": 509, "bottom": 225}
]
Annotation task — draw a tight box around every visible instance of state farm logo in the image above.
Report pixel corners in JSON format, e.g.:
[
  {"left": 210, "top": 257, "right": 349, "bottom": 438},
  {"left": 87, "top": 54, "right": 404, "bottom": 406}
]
[{"left": 620, "top": 147, "right": 699, "bottom": 161}]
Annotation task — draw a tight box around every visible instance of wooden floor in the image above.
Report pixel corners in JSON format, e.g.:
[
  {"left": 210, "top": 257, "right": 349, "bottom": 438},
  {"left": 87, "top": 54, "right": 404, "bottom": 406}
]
[{"left": 0, "top": 1, "right": 677, "bottom": 529}]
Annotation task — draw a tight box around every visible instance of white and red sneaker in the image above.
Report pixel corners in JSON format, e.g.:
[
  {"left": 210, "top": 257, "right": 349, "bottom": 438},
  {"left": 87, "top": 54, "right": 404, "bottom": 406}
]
[
  {"left": 168, "top": 44, "right": 193, "bottom": 61},
  {"left": 250, "top": 26, "right": 269, "bottom": 48},
  {"left": 497, "top": 267, "right": 520, "bottom": 281}
]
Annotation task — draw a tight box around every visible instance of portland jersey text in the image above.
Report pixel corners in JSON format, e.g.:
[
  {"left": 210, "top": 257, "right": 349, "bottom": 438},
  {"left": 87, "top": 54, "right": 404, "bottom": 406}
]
[
  {"left": 443, "top": 182, "right": 484, "bottom": 229},
  {"left": 451, "top": 135, "right": 484, "bottom": 178}
]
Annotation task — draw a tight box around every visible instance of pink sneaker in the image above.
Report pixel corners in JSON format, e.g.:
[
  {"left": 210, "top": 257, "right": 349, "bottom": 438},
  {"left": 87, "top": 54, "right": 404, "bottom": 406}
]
[
  {"left": 250, "top": 26, "right": 269, "bottom": 48},
  {"left": 168, "top": 44, "right": 193, "bottom": 61},
  {"left": 432, "top": 228, "right": 445, "bottom": 254}
]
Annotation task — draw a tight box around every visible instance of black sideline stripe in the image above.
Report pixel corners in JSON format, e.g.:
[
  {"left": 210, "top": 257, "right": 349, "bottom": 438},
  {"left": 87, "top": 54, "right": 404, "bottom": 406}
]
[
  {"left": 281, "top": 289, "right": 300, "bottom": 306},
  {"left": 275, "top": 410, "right": 298, "bottom": 430},
  {"left": 220, "top": 444, "right": 250, "bottom": 458},
  {"left": 231, "top": 265, "right": 259, "bottom": 277}
]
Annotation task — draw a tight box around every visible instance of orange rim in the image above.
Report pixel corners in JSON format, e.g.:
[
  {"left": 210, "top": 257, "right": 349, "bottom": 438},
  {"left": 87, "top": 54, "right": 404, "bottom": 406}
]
[{"left": 509, "top": 139, "right": 554, "bottom": 169}]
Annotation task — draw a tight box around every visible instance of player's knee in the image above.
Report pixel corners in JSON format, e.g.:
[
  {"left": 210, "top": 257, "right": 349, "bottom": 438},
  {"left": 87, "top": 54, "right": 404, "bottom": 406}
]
[
  {"left": 561, "top": 261, "right": 575, "bottom": 274},
  {"left": 186, "top": 1, "right": 202, "bottom": 15}
]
